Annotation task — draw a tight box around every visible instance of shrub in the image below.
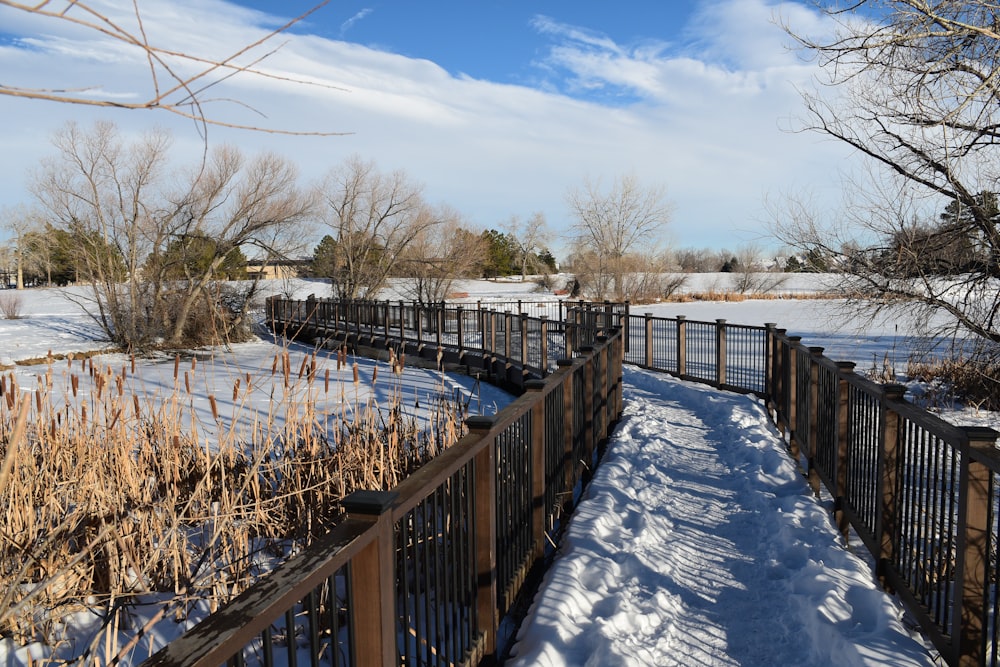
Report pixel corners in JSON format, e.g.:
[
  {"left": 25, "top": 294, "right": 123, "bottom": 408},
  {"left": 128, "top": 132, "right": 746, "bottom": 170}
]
[
  {"left": 0, "top": 292, "right": 22, "bottom": 319},
  {"left": 907, "top": 349, "right": 1000, "bottom": 411}
]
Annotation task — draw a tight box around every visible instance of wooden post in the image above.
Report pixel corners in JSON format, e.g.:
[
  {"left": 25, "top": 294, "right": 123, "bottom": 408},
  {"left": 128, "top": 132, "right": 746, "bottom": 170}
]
[
  {"left": 956, "top": 427, "right": 1000, "bottom": 667},
  {"left": 580, "top": 346, "right": 595, "bottom": 479},
  {"left": 436, "top": 305, "right": 444, "bottom": 350},
  {"left": 644, "top": 313, "right": 654, "bottom": 368},
  {"left": 457, "top": 306, "right": 466, "bottom": 365},
  {"left": 565, "top": 314, "right": 576, "bottom": 360},
  {"left": 806, "top": 347, "right": 824, "bottom": 496},
  {"left": 382, "top": 301, "right": 390, "bottom": 343},
  {"left": 416, "top": 303, "right": 424, "bottom": 353},
  {"left": 877, "top": 383, "right": 906, "bottom": 591},
  {"left": 615, "top": 332, "right": 625, "bottom": 423},
  {"left": 621, "top": 301, "right": 630, "bottom": 355},
  {"left": 306, "top": 293, "right": 317, "bottom": 333},
  {"left": 398, "top": 300, "right": 405, "bottom": 346},
  {"left": 539, "top": 316, "right": 549, "bottom": 376},
  {"left": 525, "top": 379, "right": 547, "bottom": 559},
  {"left": 596, "top": 337, "right": 609, "bottom": 443},
  {"left": 764, "top": 323, "right": 776, "bottom": 399},
  {"left": 786, "top": 336, "right": 802, "bottom": 460},
  {"left": 504, "top": 312, "right": 513, "bottom": 383},
  {"left": 834, "top": 361, "right": 856, "bottom": 541},
  {"left": 557, "top": 358, "right": 577, "bottom": 505},
  {"left": 676, "top": 316, "right": 687, "bottom": 377},
  {"left": 715, "top": 319, "right": 727, "bottom": 388},
  {"left": 520, "top": 313, "right": 529, "bottom": 374},
  {"left": 340, "top": 490, "right": 398, "bottom": 667},
  {"left": 488, "top": 311, "right": 497, "bottom": 378},
  {"left": 465, "top": 415, "right": 499, "bottom": 663}
]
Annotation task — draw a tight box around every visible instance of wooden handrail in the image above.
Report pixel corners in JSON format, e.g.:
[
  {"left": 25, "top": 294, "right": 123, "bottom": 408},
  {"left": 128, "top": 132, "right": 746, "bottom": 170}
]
[{"left": 151, "top": 297, "right": 998, "bottom": 667}]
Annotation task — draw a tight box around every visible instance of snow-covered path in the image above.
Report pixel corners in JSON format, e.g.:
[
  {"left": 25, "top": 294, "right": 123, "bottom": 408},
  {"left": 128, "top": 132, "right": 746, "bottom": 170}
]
[{"left": 508, "top": 367, "right": 938, "bottom": 667}]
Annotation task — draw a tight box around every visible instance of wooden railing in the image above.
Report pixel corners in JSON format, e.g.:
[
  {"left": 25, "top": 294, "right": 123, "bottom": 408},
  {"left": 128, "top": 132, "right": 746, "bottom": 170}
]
[
  {"left": 766, "top": 332, "right": 1000, "bottom": 667},
  {"left": 143, "top": 297, "right": 623, "bottom": 666},
  {"left": 146, "top": 298, "right": 1000, "bottom": 667},
  {"left": 620, "top": 309, "right": 1000, "bottom": 667}
]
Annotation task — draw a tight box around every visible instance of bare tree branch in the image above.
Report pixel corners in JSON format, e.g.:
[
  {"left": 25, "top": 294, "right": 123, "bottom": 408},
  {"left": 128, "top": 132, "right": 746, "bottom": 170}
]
[{"left": 0, "top": 0, "right": 350, "bottom": 136}]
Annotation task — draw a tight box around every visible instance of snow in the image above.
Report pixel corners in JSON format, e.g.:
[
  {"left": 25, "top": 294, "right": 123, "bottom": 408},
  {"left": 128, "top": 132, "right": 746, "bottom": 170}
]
[
  {"left": 0, "top": 276, "right": 982, "bottom": 665},
  {"left": 507, "top": 367, "right": 937, "bottom": 666}
]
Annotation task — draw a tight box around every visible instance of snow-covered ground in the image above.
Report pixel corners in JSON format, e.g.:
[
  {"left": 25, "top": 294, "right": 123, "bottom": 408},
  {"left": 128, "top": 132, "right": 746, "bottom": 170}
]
[{"left": 0, "top": 276, "right": 987, "bottom": 665}]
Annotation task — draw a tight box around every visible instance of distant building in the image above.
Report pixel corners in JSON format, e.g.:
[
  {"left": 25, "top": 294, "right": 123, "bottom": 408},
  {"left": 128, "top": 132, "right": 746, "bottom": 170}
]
[{"left": 245, "top": 258, "right": 311, "bottom": 281}]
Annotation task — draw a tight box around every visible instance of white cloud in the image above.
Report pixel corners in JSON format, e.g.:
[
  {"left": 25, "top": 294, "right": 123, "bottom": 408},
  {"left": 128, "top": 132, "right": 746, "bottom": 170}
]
[
  {"left": 0, "top": 0, "right": 855, "bottom": 254},
  {"left": 340, "top": 8, "right": 374, "bottom": 37}
]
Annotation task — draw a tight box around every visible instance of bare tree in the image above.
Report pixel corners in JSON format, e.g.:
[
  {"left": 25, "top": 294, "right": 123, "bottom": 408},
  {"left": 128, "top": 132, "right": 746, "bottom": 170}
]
[
  {"left": 32, "top": 121, "right": 313, "bottom": 349},
  {"left": 507, "top": 211, "right": 551, "bottom": 280},
  {"left": 779, "top": 2, "right": 1000, "bottom": 347},
  {"left": 1, "top": 205, "right": 46, "bottom": 289},
  {"left": 728, "top": 243, "right": 788, "bottom": 295},
  {"left": 0, "top": 1, "right": 343, "bottom": 136},
  {"left": 158, "top": 146, "right": 315, "bottom": 346},
  {"left": 398, "top": 209, "right": 486, "bottom": 304},
  {"left": 33, "top": 121, "right": 172, "bottom": 346},
  {"left": 317, "top": 156, "right": 437, "bottom": 299},
  {"left": 566, "top": 173, "right": 672, "bottom": 300}
]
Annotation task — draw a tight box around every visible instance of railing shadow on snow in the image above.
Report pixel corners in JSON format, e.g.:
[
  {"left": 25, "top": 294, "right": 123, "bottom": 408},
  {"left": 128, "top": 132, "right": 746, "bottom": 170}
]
[{"left": 146, "top": 296, "right": 999, "bottom": 667}]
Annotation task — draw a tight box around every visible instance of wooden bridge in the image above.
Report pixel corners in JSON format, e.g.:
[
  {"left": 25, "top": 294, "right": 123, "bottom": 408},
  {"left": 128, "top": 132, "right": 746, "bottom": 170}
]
[{"left": 144, "top": 296, "right": 1000, "bottom": 667}]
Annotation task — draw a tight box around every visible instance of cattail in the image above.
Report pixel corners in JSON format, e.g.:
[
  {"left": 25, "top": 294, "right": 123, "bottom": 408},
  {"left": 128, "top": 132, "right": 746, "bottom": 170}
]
[
  {"left": 271, "top": 354, "right": 278, "bottom": 375},
  {"left": 133, "top": 394, "right": 140, "bottom": 417},
  {"left": 131, "top": 355, "right": 136, "bottom": 374},
  {"left": 71, "top": 374, "right": 78, "bottom": 397},
  {"left": 324, "top": 368, "right": 330, "bottom": 394},
  {"left": 208, "top": 395, "right": 219, "bottom": 421},
  {"left": 371, "top": 365, "right": 378, "bottom": 384},
  {"left": 173, "top": 355, "right": 180, "bottom": 382},
  {"left": 232, "top": 378, "right": 240, "bottom": 402},
  {"left": 298, "top": 355, "right": 308, "bottom": 379},
  {"left": 352, "top": 363, "right": 359, "bottom": 385},
  {"left": 35, "top": 389, "right": 41, "bottom": 413},
  {"left": 191, "top": 356, "right": 197, "bottom": 372},
  {"left": 184, "top": 371, "right": 191, "bottom": 395}
]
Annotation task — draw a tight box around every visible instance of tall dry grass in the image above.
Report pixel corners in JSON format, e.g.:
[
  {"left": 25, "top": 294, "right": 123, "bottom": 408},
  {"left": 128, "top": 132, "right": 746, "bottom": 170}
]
[{"left": 0, "top": 344, "right": 466, "bottom": 659}]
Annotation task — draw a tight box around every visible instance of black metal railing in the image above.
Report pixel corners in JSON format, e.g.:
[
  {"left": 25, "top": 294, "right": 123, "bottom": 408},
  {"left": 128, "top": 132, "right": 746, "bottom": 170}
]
[{"left": 146, "top": 295, "right": 1000, "bottom": 667}]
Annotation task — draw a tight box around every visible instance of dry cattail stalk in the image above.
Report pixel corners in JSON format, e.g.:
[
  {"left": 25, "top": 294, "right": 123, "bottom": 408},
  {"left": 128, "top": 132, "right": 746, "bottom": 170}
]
[{"left": 0, "top": 341, "right": 471, "bottom": 654}]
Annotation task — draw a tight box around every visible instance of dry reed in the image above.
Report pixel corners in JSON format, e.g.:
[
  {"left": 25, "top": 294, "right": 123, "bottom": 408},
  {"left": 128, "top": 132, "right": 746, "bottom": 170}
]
[{"left": 0, "top": 343, "right": 468, "bottom": 657}]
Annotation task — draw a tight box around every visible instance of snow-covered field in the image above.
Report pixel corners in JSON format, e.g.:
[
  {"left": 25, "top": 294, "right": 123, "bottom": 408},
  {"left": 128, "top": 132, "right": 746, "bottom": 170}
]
[{"left": 0, "top": 276, "right": 987, "bottom": 665}]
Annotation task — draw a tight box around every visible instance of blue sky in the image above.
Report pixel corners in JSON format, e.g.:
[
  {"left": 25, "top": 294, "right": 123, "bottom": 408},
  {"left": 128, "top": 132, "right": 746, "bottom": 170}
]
[
  {"left": 0, "top": 0, "right": 854, "bottom": 257},
  {"left": 304, "top": 2, "right": 697, "bottom": 96}
]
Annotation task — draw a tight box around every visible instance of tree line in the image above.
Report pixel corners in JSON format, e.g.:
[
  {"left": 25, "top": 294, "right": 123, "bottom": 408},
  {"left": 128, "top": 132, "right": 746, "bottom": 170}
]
[{"left": 1, "top": 122, "right": 673, "bottom": 351}]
